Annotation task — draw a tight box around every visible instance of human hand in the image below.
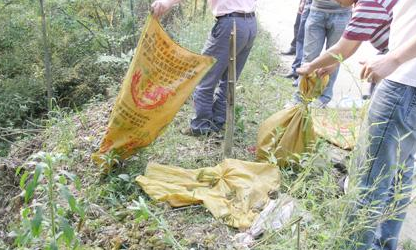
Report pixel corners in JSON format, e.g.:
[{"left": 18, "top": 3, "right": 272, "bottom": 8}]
[
  {"left": 296, "top": 63, "right": 314, "bottom": 76},
  {"left": 151, "top": 0, "right": 174, "bottom": 18},
  {"left": 360, "top": 54, "right": 400, "bottom": 83},
  {"left": 316, "top": 64, "right": 338, "bottom": 78}
]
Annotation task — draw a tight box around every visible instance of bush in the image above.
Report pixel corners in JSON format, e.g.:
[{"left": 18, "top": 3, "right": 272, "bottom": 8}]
[
  {"left": 0, "top": 0, "right": 148, "bottom": 139},
  {"left": 0, "top": 77, "right": 46, "bottom": 128}
]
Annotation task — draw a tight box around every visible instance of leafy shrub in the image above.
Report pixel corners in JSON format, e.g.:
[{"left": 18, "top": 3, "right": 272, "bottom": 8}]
[
  {"left": 0, "top": 0, "right": 148, "bottom": 154},
  {"left": 0, "top": 77, "right": 46, "bottom": 128}
]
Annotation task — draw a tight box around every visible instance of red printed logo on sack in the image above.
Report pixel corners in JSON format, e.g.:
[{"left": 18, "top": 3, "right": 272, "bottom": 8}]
[
  {"left": 131, "top": 69, "right": 175, "bottom": 109},
  {"left": 99, "top": 137, "right": 114, "bottom": 153}
]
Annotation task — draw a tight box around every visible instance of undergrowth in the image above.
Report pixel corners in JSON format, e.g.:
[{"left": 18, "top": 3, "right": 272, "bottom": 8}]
[{"left": 1, "top": 7, "right": 415, "bottom": 250}]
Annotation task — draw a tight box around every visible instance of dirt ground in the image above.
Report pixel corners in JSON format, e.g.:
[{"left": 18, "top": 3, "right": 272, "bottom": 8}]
[{"left": 256, "top": 0, "right": 416, "bottom": 245}]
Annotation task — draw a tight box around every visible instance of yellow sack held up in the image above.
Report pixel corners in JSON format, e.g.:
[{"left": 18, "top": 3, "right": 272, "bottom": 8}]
[
  {"left": 136, "top": 159, "right": 280, "bottom": 229},
  {"left": 256, "top": 74, "right": 329, "bottom": 164},
  {"left": 92, "top": 16, "right": 215, "bottom": 169}
]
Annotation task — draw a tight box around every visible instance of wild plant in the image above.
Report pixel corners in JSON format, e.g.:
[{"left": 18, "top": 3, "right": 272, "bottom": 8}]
[{"left": 13, "top": 152, "right": 85, "bottom": 250}]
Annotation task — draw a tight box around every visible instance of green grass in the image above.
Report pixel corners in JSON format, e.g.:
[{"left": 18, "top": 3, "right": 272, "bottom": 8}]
[
  {"left": 3, "top": 11, "right": 415, "bottom": 250},
  {"left": 403, "top": 239, "right": 416, "bottom": 250}
]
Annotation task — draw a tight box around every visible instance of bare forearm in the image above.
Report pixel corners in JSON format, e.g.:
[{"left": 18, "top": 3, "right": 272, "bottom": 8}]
[
  {"left": 309, "top": 47, "right": 341, "bottom": 70},
  {"left": 309, "top": 38, "right": 361, "bottom": 70}
]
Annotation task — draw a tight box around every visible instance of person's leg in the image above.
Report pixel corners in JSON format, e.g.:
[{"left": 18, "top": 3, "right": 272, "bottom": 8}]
[
  {"left": 319, "top": 11, "right": 351, "bottom": 103},
  {"left": 190, "top": 17, "right": 233, "bottom": 133},
  {"left": 291, "top": 12, "right": 302, "bottom": 50},
  {"left": 352, "top": 79, "right": 416, "bottom": 250},
  {"left": 292, "top": 10, "right": 326, "bottom": 103},
  {"left": 212, "top": 17, "right": 257, "bottom": 129},
  {"left": 291, "top": 6, "right": 310, "bottom": 75},
  {"left": 302, "top": 10, "right": 326, "bottom": 63}
]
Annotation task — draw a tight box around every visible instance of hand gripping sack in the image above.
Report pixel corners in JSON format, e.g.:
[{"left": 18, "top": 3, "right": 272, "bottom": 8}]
[
  {"left": 92, "top": 16, "right": 215, "bottom": 170},
  {"left": 256, "top": 74, "right": 329, "bottom": 164}
]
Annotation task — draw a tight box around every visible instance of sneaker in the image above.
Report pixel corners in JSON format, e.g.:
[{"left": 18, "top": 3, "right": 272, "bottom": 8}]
[
  {"left": 362, "top": 94, "right": 371, "bottom": 100},
  {"left": 282, "top": 71, "right": 298, "bottom": 79},
  {"left": 292, "top": 79, "right": 299, "bottom": 87}
]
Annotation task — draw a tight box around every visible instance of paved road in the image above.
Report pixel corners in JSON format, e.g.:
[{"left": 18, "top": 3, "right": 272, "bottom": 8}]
[{"left": 256, "top": 0, "right": 416, "bottom": 245}]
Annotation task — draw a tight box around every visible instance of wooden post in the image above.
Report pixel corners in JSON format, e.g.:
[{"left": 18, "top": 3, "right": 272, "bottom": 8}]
[{"left": 223, "top": 20, "right": 237, "bottom": 158}]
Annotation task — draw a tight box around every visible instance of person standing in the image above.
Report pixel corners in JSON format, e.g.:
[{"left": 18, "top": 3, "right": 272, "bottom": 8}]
[
  {"left": 351, "top": 0, "right": 416, "bottom": 249},
  {"left": 296, "top": 0, "right": 396, "bottom": 87},
  {"left": 152, "top": 0, "right": 258, "bottom": 136},
  {"left": 294, "top": 0, "right": 352, "bottom": 108},
  {"left": 281, "top": 0, "right": 306, "bottom": 56},
  {"left": 283, "top": 0, "right": 312, "bottom": 80}
]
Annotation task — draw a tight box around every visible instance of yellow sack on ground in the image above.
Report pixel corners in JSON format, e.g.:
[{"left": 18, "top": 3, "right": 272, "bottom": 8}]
[
  {"left": 256, "top": 74, "right": 329, "bottom": 164},
  {"left": 92, "top": 16, "right": 215, "bottom": 169},
  {"left": 312, "top": 104, "right": 366, "bottom": 150},
  {"left": 136, "top": 159, "right": 280, "bottom": 229}
]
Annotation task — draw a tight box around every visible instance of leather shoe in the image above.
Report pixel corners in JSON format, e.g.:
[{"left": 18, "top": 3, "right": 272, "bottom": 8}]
[
  {"left": 362, "top": 94, "right": 371, "bottom": 100},
  {"left": 282, "top": 71, "right": 298, "bottom": 79},
  {"left": 292, "top": 79, "right": 299, "bottom": 87},
  {"left": 180, "top": 127, "right": 216, "bottom": 137},
  {"left": 280, "top": 47, "right": 296, "bottom": 56}
]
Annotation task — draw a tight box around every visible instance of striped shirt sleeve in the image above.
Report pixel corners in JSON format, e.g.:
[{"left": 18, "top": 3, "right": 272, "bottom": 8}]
[{"left": 343, "top": 1, "right": 390, "bottom": 43}]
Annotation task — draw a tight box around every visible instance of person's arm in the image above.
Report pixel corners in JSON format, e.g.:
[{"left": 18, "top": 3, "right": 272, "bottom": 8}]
[
  {"left": 297, "top": 38, "right": 362, "bottom": 75},
  {"left": 151, "top": 0, "right": 181, "bottom": 18},
  {"left": 360, "top": 34, "right": 416, "bottom": 83}
]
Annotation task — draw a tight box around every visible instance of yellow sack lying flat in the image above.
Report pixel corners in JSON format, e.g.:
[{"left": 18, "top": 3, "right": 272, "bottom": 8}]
[
  {"left": 256, "top": 75, "right": 329, "bottom": 163},
  {"left": 312, "top": 106, "right": 364, "bottom": 150},
  {"left": 92, "top": 15, "right": 215, "bottom": 170},
  {"left": 136, "top": 159, "right": 280, "bottom": 229}
]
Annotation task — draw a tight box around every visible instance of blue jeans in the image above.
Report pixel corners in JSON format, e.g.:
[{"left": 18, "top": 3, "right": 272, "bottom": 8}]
[
  {"left": 190, "top": 16, "right": 257, "bottom": 133},
  {"left": 300, "top": 9, "right": 351, "bottom": 103},
  {"left": 291, "top": 3, "right": 311, "bottom": 74},
  {"left": 352, "top": 79, "right": 416, "bottom": 250}
]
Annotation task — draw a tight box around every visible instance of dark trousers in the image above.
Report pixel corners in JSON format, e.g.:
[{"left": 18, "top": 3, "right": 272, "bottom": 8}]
[
  {"left": 190, "top": 16, "right": 257, "bottom": 132},
  {"left": 291, "top": 6, "right": 310, "bottom": 74},
  {"left": 290, "top": 12, "right": 302, "bottom": 50}
]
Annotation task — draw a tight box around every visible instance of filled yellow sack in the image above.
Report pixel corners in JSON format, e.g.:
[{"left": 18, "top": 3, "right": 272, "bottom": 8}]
[
  {"left": 256, "top": 74, "right": 329, "bottom": 163},
  {"left": 92, "top": 15, "right": 215, "bottom": 170},
  {"left": 136, "top": 159, "right": 280, "bottom": 229}
]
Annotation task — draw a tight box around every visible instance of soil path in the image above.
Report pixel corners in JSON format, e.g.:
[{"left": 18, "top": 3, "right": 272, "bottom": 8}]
[{"left": 256, "top": 0, "right": 416, "bottom": 245}]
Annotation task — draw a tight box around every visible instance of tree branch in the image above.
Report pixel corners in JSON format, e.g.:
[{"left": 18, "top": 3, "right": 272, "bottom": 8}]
[{"left": 57, "top": 7, "right": 110, "bottom": 51}]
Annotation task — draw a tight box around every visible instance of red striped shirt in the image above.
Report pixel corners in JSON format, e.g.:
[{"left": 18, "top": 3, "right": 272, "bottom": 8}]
[{"left": 343, "top": 0, "right": 398, "bottom": 52}]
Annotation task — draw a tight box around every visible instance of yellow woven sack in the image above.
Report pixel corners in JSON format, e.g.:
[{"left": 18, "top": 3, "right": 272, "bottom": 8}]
[
  {"left": 256, "top": 74, "right": 329, "bottom": 163},
  {"left": 92, "top": 15, "right": 215, "bottom": 170},
  {"left": 136, "top": 159, "right": 280, "bottom": 229}
]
